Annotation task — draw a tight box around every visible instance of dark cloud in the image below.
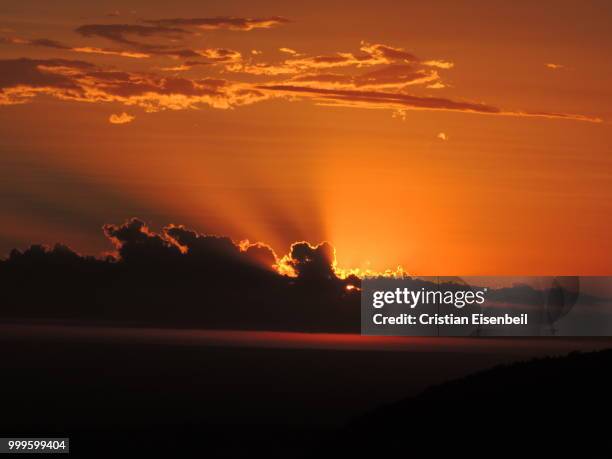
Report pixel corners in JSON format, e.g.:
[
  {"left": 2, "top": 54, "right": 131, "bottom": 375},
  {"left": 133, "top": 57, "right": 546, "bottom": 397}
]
[
  {"left": 103, "top": 218, "right": 182, "bottom": 263},
  {"left": 0, "top": 57, "right": 266, "bottom": 109},
  {"left": 75, "top": 24, "right": 188, "bottom": 47},
  {"left": 256, "top": 84, "right": 602, "bottom": 121},
  {"left": 0, "top": 58, "right": 93, "bottom": 93},
  {"left": 0, "top": 218, "right": 358, "bottom": 331},
  {"left": 1, "top": 35, "right": 153, "bottom": 58},
  {"left": 4, "top": 18, "right": 282, "bottom": 62},
  {"left": 0, "top": 218, "right": 606, "bottom": 333},
  {"left": 283, "top": 241, "right": 336, "bottom": 281},
  {"left": 73, "top": 19, "right": 282, "bottom": 59},
  {"left": 73, "top": 24, "right": 204, "bottom": 59},
  {"left": 26, "top": 38, "right": 71, "bottom": 49},
  {"left": 241, "top": 242, "right": 278, "bottom": 270},
  {"left": 258, "top": 83, "right": 501, "bottom": 113},
  {"left": 145, "top": 16, "right": 290, "bottom": 31},
  {"left": 165, "top": 224, "right": 278, "bottom": 269}
]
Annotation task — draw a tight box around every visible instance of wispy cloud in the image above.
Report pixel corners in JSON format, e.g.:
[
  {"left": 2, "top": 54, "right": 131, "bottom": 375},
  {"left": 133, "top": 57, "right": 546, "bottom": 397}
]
[
  {"left": 1, "top": 35, "right": 150, "bottom": 58},
  {"left": 145, "top": 16, "right": 290, "bottom": 31},
  {"left": 256, "top": 84, "right": 602, "bottom": 122},
  {"left": 75, "top": 23, "right": 187, "bottom": 46}
]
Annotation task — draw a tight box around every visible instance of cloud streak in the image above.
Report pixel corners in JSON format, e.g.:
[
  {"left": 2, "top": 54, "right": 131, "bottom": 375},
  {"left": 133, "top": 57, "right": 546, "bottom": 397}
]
[
  {"left": 145, "top": 16, "right": 290, "bottom": 31},
  {"left": 1, "top": 35, "right": 151, "bottom": 58},
  {"left": 257, "top": 84, "right": 603, "bottom": 122},
  {"left": 75, "top": 23, "right": 188, "bottom": 47}
]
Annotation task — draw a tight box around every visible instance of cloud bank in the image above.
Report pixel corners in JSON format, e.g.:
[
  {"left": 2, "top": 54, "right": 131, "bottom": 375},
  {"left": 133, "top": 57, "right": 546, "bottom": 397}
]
[{"left": 0, "top": 218, "right": 603, "bottom": 333}]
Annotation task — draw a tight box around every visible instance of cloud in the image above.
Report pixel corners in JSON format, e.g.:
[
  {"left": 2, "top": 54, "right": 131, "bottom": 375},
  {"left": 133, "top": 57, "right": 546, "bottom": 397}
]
[
  {"left": 103, "top": 218, "right": 182, "bottom": 262},
  {"left": 74, "top": 24, "right": 207, "bottom": 59},
  {"left": 71, "top": 47, "right": 150, "bottom": 59},
  {"left": 0, "top": 27, "right": 603, "bottom": 124},
  {"left": 257, "top": 83, "right": 501, "bottom": 113},
  {"left": 69, "top": 17, "right": 286, "bottom": 59},
  {"left": 226, "top": 61, "right": 298, "bottom": 76},
  {"left": 20, "top": 38, "right": 70, "bottom": 49},
  {"left": 226, "top": 42, "right": 439, "bottom": 88},
  {"left": 159, "top": 61, "right": 211, "bottom": 72},
  {"left": 360, "top": 42, "right": 418, "bottom": 63},
  {"left": 0, "top": 217, "right": 361, "bottom": 332},
  {"left": 256, "top": 84, "right": 602, "bottom": 122},
  {"left": 427, "top": 81, "right": 447, "bottom": 89},
  {"left": 101, "top": 218, "right": 281, "bottom": 271},
  {"left": 75, "top": 24, "right": 188, "bottom": 47},
  {"left": 0, "top": 218, "right": 603, "bottom": 333},
  {"left": 1, "top": 35, "right": 151, "bottom": 58},
  {"left": 228, "top": 42, "right": 421, "bottom": 76},
  {"left": 166, "top": 224, "right": 279, "bottom": 270},
  {"left": 422, "top": 60, "right": 455, "bottom": 69},
  {"left": 0, "top": 52, "right": 601, "bottom": 123},
  {"left": 0, "top": 58, "right": 268, "bottom": 110},
  {"left": 196, "top": 48, "right": 242, "bottom": 63},
  {"left": 0, "top": 16, "right": 603, "bottom": 125},
  {"left": 158, "top": 49, "right": 242, "bottom": 70},
  {"left": 145, "top": 16, "right": 290, "bottom": 31},
  {"left": 278, "top": 241, "right": 337, "bottom": 280},
  {"left": 288, "top": 65, "right": 440, "bottom": 90},
  {"left": 109, "top": 112, "right": 135, "bottom": 124},
  {"left": 0, "top": 58, "right": 94, "bottom": 105},
  {"left": 239, "top": 241, "right": 279, "bottom": 270},
  {"left": 225, "top": 42, "right": 447, "bottom": 86},
  {"left": 73, "top": 24, "right": 254, "bottom": 60},
  {"left": 279, "top": 47, "right": 297, "bottom": 55}
]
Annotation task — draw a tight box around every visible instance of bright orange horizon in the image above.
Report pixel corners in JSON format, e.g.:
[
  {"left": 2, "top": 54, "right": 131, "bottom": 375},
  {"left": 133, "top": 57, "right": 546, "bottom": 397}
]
[{"left": 0, "top": 0, "right": 610, "bottom": 275}]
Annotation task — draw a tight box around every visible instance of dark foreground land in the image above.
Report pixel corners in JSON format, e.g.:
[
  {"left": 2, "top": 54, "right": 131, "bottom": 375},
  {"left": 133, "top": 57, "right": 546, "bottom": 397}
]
[
  {"left": 346, "top": 348, "right": 612, "bottom": 458},
  {"left": 0, "top": 324, "right": 610, "bottom": 457}
]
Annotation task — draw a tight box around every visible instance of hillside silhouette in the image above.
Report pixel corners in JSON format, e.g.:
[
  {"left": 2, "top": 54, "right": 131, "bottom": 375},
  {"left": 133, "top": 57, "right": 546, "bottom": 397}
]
[
  {"left": 1, "top": 329, "right": 610, "bottom": 457},
  {"left": 341, "top": 348, "right": 612, "bottom": 458}
]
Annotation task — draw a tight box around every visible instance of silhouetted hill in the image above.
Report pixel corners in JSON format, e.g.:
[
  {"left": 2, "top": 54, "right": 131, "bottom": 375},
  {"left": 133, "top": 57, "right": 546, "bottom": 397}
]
[
  {"left": 342, "top": 348, "right": 612, "bottom": 458},
  {"left": 1, "top": 327, "right": 609, "bottom": 457}
]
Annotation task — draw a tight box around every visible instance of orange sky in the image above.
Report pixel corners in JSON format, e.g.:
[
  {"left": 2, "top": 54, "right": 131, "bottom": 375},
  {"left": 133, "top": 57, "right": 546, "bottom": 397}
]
[{"left": 0, "top": 0, "right": 610, "bottom": 274}]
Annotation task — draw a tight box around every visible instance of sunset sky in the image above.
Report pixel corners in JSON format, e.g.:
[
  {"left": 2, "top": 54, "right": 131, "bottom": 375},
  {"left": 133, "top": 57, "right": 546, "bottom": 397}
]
[{"left": 1, "top": 0, "right": 610, "bottom": 275}]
